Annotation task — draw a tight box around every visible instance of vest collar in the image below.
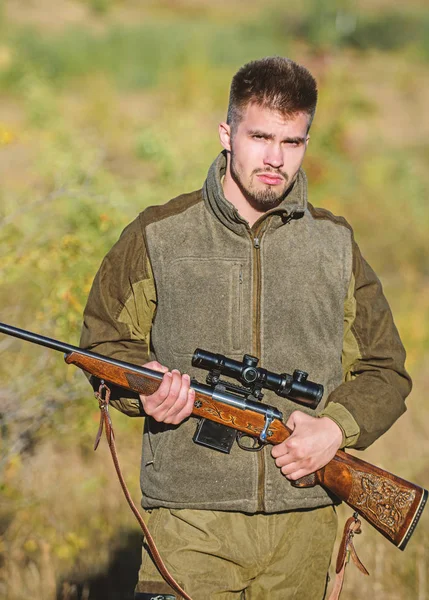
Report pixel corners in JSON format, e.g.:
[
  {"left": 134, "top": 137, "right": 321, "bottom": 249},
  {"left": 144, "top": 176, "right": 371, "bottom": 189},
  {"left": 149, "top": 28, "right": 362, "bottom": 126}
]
[{"left": 203, "top": 151, "right": 308, "bottom": 235}]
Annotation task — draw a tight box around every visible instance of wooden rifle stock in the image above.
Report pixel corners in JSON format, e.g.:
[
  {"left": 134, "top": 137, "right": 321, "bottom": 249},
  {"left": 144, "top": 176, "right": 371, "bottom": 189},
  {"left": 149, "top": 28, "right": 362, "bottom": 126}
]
[{"left": 0, "top": 322, "right": 426, "bottom": 552}]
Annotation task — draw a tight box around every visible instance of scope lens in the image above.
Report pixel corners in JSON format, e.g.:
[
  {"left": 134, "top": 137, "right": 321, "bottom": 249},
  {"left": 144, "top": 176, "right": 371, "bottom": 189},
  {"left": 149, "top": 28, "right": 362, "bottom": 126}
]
[{"left": 242, "top": 367, "right": 258, "bottom": 383}]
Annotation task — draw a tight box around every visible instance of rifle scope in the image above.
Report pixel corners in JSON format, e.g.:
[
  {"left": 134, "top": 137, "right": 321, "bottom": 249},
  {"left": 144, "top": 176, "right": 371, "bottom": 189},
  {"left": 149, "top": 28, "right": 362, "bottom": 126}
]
[{"left": 192, "top": 349, "right": 323, "bottom": 409}]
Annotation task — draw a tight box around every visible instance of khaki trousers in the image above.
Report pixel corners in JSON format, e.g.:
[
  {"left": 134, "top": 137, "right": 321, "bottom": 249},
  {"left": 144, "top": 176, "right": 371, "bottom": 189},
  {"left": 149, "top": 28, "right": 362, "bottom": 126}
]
[{"left": 135, "top": 506, "right": 337, "bottom": 600}]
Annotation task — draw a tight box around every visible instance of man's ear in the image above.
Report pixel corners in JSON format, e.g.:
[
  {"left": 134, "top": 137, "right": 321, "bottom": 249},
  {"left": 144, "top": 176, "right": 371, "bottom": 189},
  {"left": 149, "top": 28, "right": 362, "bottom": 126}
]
[{"left": 219, "top": 122, "right": 232, "bottom": 152}]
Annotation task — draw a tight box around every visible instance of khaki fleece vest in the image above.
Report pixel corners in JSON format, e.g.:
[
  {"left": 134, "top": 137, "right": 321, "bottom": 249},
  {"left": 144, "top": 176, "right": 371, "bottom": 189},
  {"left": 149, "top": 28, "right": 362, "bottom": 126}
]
[
  {"left": 81, "top": 152, "right": 410, "bottom": 513},
  {"left": 139, "top": 153, "right": 352, "bottom": 513}
]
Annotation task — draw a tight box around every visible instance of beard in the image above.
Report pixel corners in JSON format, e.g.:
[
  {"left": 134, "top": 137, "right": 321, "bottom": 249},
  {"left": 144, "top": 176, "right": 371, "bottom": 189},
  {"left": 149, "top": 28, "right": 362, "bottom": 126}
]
[{"left": 230, "top": 154, "right": 291, "bottom": 211}]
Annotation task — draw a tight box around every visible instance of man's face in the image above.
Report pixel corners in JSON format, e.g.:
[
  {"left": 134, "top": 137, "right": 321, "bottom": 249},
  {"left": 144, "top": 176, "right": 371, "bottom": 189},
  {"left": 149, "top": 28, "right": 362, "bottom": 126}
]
[{"left": 222, "top": 103, "right": 310, "bottom": 210}]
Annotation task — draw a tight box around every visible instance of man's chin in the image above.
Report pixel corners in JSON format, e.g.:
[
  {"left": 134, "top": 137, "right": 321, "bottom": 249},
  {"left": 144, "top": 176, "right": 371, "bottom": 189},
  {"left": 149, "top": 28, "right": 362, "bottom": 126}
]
[
  {"left": 246, "top": 186, "right": 287, "bottom": 211},
  {"left": 246, "top": 195, "right": 284, "bottom": 212}
]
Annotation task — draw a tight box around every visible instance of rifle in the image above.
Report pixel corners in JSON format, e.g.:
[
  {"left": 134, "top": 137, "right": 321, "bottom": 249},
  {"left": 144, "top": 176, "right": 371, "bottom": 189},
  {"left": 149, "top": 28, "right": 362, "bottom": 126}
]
[{"left": 0, "top": 321, "right": 427, "bottom": 552}]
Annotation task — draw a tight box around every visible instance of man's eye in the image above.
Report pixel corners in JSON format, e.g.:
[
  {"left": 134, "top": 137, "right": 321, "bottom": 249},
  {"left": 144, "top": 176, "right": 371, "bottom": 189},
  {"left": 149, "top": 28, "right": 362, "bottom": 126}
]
[{"left": 252, "top": 134, "right": 264, "bottom": 140}]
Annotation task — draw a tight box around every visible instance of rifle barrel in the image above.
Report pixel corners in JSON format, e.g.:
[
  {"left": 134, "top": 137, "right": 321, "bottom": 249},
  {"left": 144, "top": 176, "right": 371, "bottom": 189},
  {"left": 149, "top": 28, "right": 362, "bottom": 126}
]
[
  {"left": 0, "top": 322, "right": 285, "bottom": 419},
  {"left": 0, "top": 321, "right": 81, "bottom": 354},
  {"left": 0, "top": 321, "right": 160, "bottom": 379}
]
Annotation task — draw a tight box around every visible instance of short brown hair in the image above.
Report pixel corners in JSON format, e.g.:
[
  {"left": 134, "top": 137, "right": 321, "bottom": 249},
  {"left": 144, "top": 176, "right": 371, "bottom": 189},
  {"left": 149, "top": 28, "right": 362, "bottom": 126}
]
[{"left": 227, "top": 57, "right": 318, "bottom": 132}]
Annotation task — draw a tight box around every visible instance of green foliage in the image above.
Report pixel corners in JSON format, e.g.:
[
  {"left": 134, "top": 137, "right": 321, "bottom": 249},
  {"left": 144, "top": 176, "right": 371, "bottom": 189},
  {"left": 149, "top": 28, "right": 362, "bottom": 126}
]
[
  {"left": 84, "top": 0, "right": 116, "bottom": 15},
  {"left": 283, "top": 0, "right": 429, "bottom": 57},
  {"left": 0, "top": 14, "right": 291, "bottom": 95}
]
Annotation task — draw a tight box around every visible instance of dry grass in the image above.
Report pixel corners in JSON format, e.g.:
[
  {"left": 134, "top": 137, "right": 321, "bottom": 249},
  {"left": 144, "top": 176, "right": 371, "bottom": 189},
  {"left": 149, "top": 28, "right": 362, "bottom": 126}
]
[{"left": 0, "top": 408, "right": 144, "bottom": 600}]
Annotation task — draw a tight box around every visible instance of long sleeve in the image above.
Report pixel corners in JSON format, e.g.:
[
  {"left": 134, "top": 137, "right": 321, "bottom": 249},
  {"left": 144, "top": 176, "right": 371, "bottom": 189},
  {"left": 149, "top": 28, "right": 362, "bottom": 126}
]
[
  {"left": 80, "top": 215, "right": 157, "bottom": 416},
  {"left": 320, "top": 239, "right": 412, "bottom": 449}
]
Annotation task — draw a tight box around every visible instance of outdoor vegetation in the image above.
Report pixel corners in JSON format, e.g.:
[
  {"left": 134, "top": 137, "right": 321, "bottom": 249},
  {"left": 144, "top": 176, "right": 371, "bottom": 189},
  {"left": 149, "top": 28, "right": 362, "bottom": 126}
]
[{"left": 0, "top": 0, "right": 428, "bottom": 598}]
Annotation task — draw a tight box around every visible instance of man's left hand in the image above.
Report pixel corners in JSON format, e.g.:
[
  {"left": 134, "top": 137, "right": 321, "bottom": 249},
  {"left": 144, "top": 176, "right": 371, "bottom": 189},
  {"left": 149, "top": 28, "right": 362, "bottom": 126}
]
[{"left": 271, "top": 411, "right": 343, "bottom": 480}]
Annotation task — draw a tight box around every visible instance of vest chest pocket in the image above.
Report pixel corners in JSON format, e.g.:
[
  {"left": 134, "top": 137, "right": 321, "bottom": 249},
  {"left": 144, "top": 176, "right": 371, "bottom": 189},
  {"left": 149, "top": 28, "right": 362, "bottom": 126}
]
[{"left": 154, "top": 257, "right": 245, "bottom": 360}]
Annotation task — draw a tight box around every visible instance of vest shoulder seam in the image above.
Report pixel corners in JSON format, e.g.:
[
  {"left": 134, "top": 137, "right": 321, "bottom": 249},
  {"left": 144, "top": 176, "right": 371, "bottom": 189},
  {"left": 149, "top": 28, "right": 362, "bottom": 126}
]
[
  {"left": 139, "top": 189, "right": 203, "bottom": 229},
  {"left": 307, "top": 203, "right": 354, "bottom": 235}
]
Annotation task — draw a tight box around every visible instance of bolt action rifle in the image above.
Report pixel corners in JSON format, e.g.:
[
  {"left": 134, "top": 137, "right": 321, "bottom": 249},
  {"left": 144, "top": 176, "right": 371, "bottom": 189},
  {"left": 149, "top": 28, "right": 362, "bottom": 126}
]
[{"left": 0, "top": 321, "right": 427, "bottom": 552}]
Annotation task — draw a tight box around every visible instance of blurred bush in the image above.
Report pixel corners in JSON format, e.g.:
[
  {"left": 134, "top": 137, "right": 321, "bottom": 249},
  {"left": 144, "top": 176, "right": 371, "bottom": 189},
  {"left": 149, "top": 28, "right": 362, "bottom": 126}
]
[{"left": 286, "top": 1, "right": 429, "bottom": 56}]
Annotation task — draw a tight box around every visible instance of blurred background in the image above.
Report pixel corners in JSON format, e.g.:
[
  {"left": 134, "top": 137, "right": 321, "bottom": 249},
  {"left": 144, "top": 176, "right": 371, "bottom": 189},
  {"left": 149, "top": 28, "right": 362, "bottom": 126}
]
[{"left": 0, "top": 0, "right": 428, "bottom": 598}]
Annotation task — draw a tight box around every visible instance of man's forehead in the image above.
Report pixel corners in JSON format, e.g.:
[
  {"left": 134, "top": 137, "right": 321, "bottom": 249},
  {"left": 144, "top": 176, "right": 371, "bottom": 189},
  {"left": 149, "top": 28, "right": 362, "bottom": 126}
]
[{"left": 240, "top": 102, "right": 310, "bottom": 133}]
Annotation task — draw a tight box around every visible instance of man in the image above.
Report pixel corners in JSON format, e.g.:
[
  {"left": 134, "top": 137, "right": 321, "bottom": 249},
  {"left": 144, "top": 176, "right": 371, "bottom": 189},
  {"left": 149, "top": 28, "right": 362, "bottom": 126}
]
[{"left": 81, "top": 57, "right": 411, "bottom": 599}]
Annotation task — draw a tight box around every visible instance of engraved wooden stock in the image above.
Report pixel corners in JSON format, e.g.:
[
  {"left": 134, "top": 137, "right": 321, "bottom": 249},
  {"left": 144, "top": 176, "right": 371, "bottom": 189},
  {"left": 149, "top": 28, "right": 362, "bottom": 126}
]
[
  {"left": 190, "top": 391, "right": 290, "bottom": 439},
  {"left": 315, "top": 451, "right": 428, "bottom": 550},
  {"left": 66, "top": 351, "right": 427, "bottom": 550}
]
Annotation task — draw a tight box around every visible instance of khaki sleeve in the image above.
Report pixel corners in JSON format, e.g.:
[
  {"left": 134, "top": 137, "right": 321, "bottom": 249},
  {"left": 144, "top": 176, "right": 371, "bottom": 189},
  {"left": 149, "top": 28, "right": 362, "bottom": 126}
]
[
  {"left": 80, "top": 215, "right": 157, "bottom": 416},
  {"left": 319, "top": 239, "right": 412, "bottom": 449}
]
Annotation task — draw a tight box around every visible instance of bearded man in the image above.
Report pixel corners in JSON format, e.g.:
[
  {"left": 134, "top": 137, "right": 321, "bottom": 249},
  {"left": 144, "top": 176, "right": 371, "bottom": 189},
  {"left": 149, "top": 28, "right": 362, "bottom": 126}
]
[{"left": 81, "top": 57, "right": 410, "bottom": 599}]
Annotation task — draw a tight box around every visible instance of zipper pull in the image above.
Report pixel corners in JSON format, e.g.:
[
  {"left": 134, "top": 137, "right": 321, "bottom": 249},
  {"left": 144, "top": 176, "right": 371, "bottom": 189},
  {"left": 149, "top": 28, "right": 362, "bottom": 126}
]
[{"left": 253, "top": 237, "right": 260, "bottom": 249}]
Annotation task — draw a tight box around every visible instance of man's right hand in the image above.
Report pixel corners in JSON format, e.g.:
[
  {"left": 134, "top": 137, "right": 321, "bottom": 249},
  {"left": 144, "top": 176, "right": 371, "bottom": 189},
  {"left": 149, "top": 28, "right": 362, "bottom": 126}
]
[{"left": 140, "top": 361, "right": 195, "bottom": 425}]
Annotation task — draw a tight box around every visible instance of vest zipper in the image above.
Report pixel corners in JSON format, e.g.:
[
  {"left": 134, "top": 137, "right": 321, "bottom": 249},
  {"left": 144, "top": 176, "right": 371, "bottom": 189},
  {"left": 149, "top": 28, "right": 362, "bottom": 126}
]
[{"left": 250, "top": 223, "right": 265, "bottom": 512}]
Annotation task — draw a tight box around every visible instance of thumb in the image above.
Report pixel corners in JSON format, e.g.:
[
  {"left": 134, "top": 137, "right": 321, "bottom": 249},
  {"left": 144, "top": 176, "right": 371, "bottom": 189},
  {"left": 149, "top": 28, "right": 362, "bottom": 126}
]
[{"left": 285, "top": 410, "right": 302, "bottom": 431}]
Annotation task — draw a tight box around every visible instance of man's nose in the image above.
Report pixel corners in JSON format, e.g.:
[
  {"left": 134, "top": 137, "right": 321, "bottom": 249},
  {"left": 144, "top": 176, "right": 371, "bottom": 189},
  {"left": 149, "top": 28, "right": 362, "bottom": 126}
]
[{"left": 263, "top": 145, "right": 284, "bottom": 168}]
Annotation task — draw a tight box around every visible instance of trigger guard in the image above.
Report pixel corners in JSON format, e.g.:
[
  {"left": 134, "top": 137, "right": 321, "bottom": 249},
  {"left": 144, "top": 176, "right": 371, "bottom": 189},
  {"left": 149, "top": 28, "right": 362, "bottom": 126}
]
[{"left": 236, "top": 432, "right": 266, "bottom": 452}]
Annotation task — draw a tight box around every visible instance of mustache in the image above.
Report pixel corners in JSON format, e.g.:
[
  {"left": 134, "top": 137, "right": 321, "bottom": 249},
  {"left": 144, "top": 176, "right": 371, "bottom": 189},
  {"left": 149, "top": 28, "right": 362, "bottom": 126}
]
[{"left": 252, "top": 168, "right": 289, "bottom": 182}]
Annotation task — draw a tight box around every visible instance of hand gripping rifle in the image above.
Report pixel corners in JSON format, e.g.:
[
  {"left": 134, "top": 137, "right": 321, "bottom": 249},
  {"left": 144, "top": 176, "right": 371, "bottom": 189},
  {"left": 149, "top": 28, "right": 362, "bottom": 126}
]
[{"left": 0, "top": 322, "right": 427, "bottom": 551}]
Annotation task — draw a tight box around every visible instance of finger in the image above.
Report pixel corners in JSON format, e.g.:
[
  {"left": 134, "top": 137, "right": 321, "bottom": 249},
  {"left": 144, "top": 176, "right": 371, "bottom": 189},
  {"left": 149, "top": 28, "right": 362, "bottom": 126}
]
[
  {"left": 140, "top": 371, "right": 173, "bottom": 415},
  {"left": 151, "top": 369, "right": 183, "bottom": 421},
  {"left": 163, "top": 373, "right": 192, "bottom": 423},
  {"left": 272, "top": 437, "right": 302, "bottom": 463},
  {"left": 285, "top": 410, "right": 302, "bottom": 430},
  {"left": 271, "top": 441, "right": 288, "bottom": 459},
  {"left": 273, "top": 452, "right": 294, "bottom": 469},
  {"left": 279, "top": 460, "right": 301, "bottom": 478},
  {"left": 283, "top": 467, "right": 314, "bottom": 481},
  {"left": 144, "top": 361, "right": 169, "bottom": 373},
  {"left": 168, "top": 386, "right": 196, "bottom": 425}
]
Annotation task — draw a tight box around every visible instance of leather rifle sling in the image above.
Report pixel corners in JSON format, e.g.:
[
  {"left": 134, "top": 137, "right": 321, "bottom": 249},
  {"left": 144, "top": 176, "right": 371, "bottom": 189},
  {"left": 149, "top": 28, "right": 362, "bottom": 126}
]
[
  {"left": 94, "top": 383, "right": 193, "bottom": 600},
  {"left": 328, "top": 513, "right": 369, "bottom": 600}
]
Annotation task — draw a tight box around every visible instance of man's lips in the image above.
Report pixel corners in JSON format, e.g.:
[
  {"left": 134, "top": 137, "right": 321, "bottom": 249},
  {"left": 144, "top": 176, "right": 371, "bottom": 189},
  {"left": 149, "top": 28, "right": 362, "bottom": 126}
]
[{"left": 256, "top": 173, "right": 284, "bottom": 185}]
